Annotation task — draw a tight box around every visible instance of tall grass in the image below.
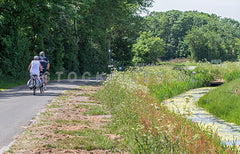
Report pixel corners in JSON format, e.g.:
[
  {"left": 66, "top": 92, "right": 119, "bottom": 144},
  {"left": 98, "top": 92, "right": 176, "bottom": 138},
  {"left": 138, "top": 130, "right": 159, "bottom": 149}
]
[
  {"left": 198, "top": 79, "right": 240, "bottom": 125},
  {"left": 96, "top": 65, "right": 236, "bottom": 153},
  {"left": 196, "top": 62, "right": 240, "bottom": 126},
  {"left": 195, "top": 61, "right": 240, "bottom": 82}
]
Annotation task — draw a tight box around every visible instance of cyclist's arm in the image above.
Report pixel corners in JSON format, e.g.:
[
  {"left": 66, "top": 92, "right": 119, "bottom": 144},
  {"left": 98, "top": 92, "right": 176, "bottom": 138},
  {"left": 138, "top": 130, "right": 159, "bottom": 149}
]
[
  {"left": 47, "top": 63, "right": 50, "bottom": 71},
  {"left": 40, "top": 64, "right": 43, "bottom": 72},
  {"left": 28, "top": 62, "right": 32, "bottom": 71}
]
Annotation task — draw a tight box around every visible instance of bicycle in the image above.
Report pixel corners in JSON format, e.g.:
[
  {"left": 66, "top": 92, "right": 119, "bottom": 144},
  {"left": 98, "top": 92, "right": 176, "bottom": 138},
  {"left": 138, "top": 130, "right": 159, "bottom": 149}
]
[
  {"left": 41, "top": 71, "right": 49, "bottom": 91},
  {"left": 39, "top": 73, "right": 45, "bottom": 94},
  {"left": 28, "top": 74, "right": 43, "bottom": 95}
]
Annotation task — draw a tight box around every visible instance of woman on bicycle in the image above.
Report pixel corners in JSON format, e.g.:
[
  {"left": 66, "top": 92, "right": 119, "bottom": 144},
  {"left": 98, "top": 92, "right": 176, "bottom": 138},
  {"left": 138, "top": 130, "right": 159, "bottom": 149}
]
[{"left": 28, "top": 56, "right": 43, "bottom": 87}]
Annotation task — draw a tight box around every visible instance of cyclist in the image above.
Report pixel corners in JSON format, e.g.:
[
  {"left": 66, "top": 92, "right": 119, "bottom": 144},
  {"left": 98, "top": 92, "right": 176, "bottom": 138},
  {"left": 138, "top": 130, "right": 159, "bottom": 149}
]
[
  {"left": 39, "top": 51, "right": 50, "bottom": 90},
  {"left": 28, "top": 56, "right": 43, "bottom": 87}
]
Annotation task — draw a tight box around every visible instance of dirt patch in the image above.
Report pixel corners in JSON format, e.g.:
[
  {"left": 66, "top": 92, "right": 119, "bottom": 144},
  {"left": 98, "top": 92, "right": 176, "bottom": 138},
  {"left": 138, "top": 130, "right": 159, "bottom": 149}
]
[
  {"left": 163, "top": 58, "right": 189, "bottom": 63},
  {"left": 5, "top": 86, "right": 124, "bottom": 154}
]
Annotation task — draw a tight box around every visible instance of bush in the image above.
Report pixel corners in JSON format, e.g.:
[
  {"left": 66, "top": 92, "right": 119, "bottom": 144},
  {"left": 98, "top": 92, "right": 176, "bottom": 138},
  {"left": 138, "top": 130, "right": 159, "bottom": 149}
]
[{"left": 224, "top": 70, "right": 240, "bottom": 82}]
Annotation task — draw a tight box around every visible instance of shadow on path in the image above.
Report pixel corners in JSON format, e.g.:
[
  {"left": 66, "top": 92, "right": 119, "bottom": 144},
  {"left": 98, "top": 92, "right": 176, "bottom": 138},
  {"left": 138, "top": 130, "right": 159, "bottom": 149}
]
[{"left": 0, "top": 79, "right": 102, "bottom": 99}]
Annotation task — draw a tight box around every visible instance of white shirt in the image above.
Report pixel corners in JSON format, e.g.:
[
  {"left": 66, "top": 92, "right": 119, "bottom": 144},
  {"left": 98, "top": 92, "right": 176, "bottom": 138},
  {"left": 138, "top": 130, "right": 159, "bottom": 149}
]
[{"left": 30, "top": 60, "right": 41, "bottom": 76}]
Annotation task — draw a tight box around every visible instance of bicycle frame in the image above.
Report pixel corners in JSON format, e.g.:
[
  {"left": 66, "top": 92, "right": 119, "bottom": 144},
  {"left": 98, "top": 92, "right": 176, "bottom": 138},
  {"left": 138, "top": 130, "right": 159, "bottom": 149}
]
[
  {"left": 32, "top": 75, "right": 37, "bottom": 95},
  {"left": 31, "top": 74, "right": 43, "bottom": 95},
  {"left": 39, "top": 74, "right": 44, "bottom": 94}
]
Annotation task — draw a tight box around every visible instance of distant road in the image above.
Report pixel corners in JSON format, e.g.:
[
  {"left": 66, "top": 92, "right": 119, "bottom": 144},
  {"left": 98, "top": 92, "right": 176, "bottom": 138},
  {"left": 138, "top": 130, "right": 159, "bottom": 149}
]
[{"left": 0, "top": 79, "right": 99, "bottom": 153}]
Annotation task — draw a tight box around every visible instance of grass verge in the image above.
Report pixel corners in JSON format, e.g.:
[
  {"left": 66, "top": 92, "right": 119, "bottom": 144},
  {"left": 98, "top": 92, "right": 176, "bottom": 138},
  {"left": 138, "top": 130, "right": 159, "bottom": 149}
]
[
  {"left": 0, "top": 79, "right": 26, "bottom": 91},
  {"left": 6, "top": 86, "right": 125, "bottom": 153},
  {"left": 198, "top": 79, "right": 240, "bottom": 125}
]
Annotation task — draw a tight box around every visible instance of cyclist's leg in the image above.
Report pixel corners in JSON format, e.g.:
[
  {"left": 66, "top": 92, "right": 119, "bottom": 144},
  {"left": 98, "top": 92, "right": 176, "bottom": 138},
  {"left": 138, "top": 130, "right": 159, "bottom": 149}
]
[
  {"left": 37, "top": 75, "right": 42, "bottom": 85},
  {"left": 28, "top": 73, "right": 34, "bottom": 87},
  {"left": 42, "top": 72, "right": 48, "bottom": 90},
  {"left": 30, "top": 73, "right": 33, "bottom": 79},
  {"left": 44, "top": 72, "right": 48, "bottom": 86}
]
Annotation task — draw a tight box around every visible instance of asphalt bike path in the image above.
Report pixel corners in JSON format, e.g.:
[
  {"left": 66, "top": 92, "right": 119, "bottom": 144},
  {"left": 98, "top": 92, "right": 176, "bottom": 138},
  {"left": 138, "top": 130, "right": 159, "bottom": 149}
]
[{"left": 0, "top": 79, "right": 99, "bottom": 153}]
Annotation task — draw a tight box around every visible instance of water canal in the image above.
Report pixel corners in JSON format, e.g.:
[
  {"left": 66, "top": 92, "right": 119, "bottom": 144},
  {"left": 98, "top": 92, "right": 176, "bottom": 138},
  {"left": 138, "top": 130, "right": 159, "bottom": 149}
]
[{"left": 163, "top": 87, "right": 240, "bottom": 146}]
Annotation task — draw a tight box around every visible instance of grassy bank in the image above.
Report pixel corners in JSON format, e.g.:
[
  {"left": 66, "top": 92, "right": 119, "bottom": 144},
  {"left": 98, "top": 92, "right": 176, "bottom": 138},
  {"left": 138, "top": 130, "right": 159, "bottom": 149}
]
[
  {"left": 96, "top": 65, "right": 237, "bottom": 153},
  {"left": 7, "top": 86, "right": 126, "bottom": 153},
  {"left": 0, "top": 78, "right": 26, "bottom": 91},
  {"left": 194, "top": 61, "right": 240, "bottom": 82},
  {"left": 198, "top": 79, "right": 240, "bottom": 126}
]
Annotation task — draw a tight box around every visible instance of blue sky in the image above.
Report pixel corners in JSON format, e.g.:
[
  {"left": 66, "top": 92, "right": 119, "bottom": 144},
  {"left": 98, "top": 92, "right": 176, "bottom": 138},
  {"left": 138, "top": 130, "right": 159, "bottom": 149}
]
[{"left": 143, "top": 0, "right": 240, "bottom": 22}]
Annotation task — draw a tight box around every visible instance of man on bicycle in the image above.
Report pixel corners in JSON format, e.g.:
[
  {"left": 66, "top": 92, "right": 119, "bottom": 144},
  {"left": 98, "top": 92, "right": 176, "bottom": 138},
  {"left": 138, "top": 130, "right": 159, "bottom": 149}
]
[{"left": 39, "top": 51, "right": 50, "bottom": 90}]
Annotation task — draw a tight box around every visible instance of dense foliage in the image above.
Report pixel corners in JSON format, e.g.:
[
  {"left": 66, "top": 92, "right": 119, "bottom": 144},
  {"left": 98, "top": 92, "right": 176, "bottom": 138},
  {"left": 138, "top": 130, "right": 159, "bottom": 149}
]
[
  {"left": 0, "top": 0, "right": 153, "bottom": 80},
  {"left": 143, "top": 10, "right": 240, "bottom": 61},
  {"left": 132, "top": 31, "right": 165, "bottom": 64}
]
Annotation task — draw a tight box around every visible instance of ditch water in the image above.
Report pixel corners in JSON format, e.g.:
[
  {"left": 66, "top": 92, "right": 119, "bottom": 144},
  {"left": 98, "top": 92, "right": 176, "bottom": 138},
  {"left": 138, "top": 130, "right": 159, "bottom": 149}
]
[{"left": 163, "top": 87, "right": 240, "bottom": 146}]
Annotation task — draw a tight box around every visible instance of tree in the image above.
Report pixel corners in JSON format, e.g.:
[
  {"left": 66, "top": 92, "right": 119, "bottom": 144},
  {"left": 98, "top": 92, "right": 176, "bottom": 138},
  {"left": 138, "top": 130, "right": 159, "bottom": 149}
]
[
  {"left": 111, "top": 36, "right": 133, "bottom": 68},
  {"left": 143, "top": 10, "right": 240, "bottom": 61},
  {"left": 144, "top": 10, "right": 213, "bottom": 60},
  {"left": 185, "top": 19, "right": 240, "bottom": 61},
  {"left": 132, "top": 31, "right": 165, "bottom": 64},
  {"left": 184, "top": 28, "right": 209, "bottom": 61}
]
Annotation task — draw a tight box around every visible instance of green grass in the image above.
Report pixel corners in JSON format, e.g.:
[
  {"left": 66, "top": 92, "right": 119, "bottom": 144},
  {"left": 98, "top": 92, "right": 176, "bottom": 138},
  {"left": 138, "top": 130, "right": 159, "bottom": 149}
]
[
  {"left": 74, "top": 104, "right": 108, "bottom": 115},
  {"left": 55, "top": 128, "right": 100, "bottom": 136},
  {"left": 194, "top": 61, "right": 240, "bottom": 82},
  {"left": 0, "top": 78, "right": 26, "bottom": 91},
  {"left": 54, "top": 119, "right": 91, "bottom": 126},
  {"left": 50, "top": 135, "right": 113, "bottom": 151},
  {"left": 52, "top": 129, "right": 114, "bottom": 150},
  {"left": 198, "top": 79, "right": 240, "bottom": 125},
  {"left": 83, "top": 105, "right": 107, "bottom": 115},
  {"left": 96, "top": 64, "right": 236, "bottom": 153}
]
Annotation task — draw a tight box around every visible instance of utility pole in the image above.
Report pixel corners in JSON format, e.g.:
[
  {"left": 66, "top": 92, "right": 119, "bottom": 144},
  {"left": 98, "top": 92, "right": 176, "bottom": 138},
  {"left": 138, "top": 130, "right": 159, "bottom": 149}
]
[{"left": 108, "top": 40, "right": 111, "bottom": 65}]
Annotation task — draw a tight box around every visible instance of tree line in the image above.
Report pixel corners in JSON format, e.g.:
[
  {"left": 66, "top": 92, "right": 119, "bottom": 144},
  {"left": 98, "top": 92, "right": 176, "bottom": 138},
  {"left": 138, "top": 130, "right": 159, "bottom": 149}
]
[
  {"left": 0, "top": 0, "right": 152, "bottom": 79},
  {"left": 1, "top": 1, "right": 240, "bottom": 80},
  {"left": 139, "top": 10, "right": 240, "bottom": 63}
]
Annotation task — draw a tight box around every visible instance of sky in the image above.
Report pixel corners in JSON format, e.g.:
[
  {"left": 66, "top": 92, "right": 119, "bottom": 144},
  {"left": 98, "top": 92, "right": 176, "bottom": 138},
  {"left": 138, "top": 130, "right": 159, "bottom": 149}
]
[{"left": 143, "top": 0, "right": 240, "bottom": 22}]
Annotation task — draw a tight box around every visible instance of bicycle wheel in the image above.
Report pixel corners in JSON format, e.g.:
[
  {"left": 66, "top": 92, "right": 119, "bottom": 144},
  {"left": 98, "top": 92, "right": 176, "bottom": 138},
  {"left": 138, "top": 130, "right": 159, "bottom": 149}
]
[
  {"left": 40, "top": 85, "right": 44, "bottom": 94},
  {"left": 33, "top": 87, "right": 36, "bottom": 95},
  {"left": 33, "top": 80, "right": 36, "bottom": 95}
]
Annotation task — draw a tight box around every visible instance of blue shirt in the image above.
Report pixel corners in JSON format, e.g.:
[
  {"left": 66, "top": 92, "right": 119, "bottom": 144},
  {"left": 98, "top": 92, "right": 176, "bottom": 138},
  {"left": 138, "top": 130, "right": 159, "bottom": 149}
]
[{"left": 39, "top": 56, "right": 49, "bottom": 71}]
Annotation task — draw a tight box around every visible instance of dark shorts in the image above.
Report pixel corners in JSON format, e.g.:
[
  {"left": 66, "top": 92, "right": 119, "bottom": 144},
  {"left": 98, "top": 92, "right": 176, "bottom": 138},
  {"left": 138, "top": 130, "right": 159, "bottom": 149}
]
[
  {"left": 42, "top": 69, "right": 47, "bottom": 73},
  {"left": 41, "top": 70, "right": 49, "bottom": 76}
]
